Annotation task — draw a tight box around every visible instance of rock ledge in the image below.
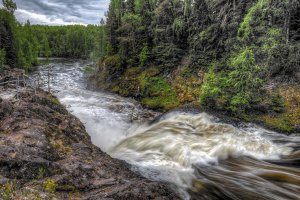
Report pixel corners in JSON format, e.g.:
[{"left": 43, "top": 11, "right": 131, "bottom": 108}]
[{"left": 0, "top": 83, "right": 179, "bottom": 199}]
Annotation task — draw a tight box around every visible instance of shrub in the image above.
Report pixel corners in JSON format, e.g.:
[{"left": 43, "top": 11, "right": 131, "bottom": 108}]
[
  {"left": 201, "top": 48, "right": 264, "bottom": 115},
  {"left": 142, "top": 77, "right": 179, "bottom": 110},
  {"left": 43, "top": 178, "right": 57, "bottom": 193}
]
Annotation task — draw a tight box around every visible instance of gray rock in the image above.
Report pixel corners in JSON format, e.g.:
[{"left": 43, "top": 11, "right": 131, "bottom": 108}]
[{"left": 0, "top": 86, "right": 179, "bottom": 199}]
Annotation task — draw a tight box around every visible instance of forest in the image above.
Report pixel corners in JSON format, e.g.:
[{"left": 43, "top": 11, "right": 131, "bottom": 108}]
[
  {"left": 92, "top": 0, "right": 300, "bottom": 132},
  {"left": 0, "top": 0, "right": 106, "bottom": 71}
]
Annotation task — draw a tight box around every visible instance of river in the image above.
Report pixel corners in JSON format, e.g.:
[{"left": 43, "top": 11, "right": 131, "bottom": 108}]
[{"left": 32, "top": 59, "right": 300, "bottom": 200}]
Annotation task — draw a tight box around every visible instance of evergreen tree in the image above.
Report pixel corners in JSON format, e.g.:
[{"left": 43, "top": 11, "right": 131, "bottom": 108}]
[
  {"left": 2, "top": 0, "right": 17, "bottom": 14},
  {"left": 0, "top": 8, "right": 18, "bottom": 67}
]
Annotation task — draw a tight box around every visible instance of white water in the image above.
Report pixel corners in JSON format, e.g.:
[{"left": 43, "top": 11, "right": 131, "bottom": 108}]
[
  {"left": 109, "top": 112, "right": 294, "bottom": 189},
  {"left": 33, "top": 59, "right": 300, "bottom": 200},
  {"left": 32, "top": 59, "right": 157, "bottom": 152}
]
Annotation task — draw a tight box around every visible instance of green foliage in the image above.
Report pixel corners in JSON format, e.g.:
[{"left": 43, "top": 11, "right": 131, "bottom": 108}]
[
  {"left": 99, "top": 0, "right": 300, "bottom": 132},
  {"left": 0, "top": 9, "right": 19, "bottom": 68},
  {"left": 139, "top": 44, "right": 149, "bottom": 67},
  {"left": 43, "top": 178, "right": 57, "bottom": 193},
  {"left": 134, "top": 0, "right": 142, "bottom": 13},
  {"left": 152, "top": 43, "right": 183, "bottom": 72},
  {"left": 201, "top": 48, "right": 264, "bottom": 114},
  {"left": 17, "top": 23, "right": 39, "bottom": 71},
  {"left": 37, "top": 167, "right": 46, "bottom": 179},
  {"left": 1, "top": 1, "right": 106, "bottom": 70},
  {"left": 105, "top": 54, "right": 121, "bottom": 68},
  {"left": 238, "top": 0, "right": 269, "bottom": 41},
  {"left": 142, "top": 77, "right": 179, "bottom": 110},
  {"left": 30, "top": 25, "right": 105, "bottom": 59},
  {"left": 172, "top": 17, "right": 185, "bottom": 37},
  {"left": 0, "top": 48, "right": 6, "bottom": 69},
  {"left": 261, "top": 28, "right": 282, "bottom": 51},
  {"left": 199, "top": 31, "right": 206, "bottom": 41},
  {"left": 180, "top": 68, "right": 194, "bottom": 79},
  {"left": 2, "top": 0, "right": 17, "bottom": 14},
  {"left": 123, "top": 13, "right": 141, "bottom": 25},
  {"left": 201, "top": 67, "right": 226, "bottom": 108}
]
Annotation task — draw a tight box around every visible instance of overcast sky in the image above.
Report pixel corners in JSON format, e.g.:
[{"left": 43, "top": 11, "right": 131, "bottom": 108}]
[{"left": 0, "top": 0, "right": 109, "bottom": 25}]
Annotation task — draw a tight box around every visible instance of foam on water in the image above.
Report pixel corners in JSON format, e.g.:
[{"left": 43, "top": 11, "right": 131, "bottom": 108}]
[
  {"left": 31, "top": 59, "right": 157, "bottom": 151},
  {"left": 32, "top": 59, "right": 300, "bottom": 200},
  {"left": 110, "top": 112, "right": 294, "bottom": 189}
]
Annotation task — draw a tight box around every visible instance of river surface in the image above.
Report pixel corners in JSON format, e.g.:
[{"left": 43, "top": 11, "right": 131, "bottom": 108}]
[{"left": 32, "top": 59, "right": 300, "bottom": 200}]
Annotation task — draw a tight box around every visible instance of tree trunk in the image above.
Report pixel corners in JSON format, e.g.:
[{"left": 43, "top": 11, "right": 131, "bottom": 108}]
[
  {"left": 233, "top": 0, "right": 236, "bottom": 11},
  {"left": 285, "top": 0, "right": 291, "bottom": 44}
]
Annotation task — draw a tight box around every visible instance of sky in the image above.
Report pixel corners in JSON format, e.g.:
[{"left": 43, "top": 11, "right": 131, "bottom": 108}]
[{"left": 0, "top": 0, "right": 109, "bottom": 25}]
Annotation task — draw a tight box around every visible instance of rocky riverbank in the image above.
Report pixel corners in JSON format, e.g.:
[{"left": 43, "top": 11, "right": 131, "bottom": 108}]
[{"left": 0, "top": 72, "right": 179, "bottom": 199}]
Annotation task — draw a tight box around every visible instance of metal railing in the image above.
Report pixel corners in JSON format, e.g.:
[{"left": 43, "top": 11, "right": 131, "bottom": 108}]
[{"left": 0, "top": 65, "right": 53, "bottom": 99}]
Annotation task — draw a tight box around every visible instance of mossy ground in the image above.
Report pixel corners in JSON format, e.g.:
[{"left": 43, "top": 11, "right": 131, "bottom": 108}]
[
  {"left": 106, "top": 60, "right": 203, "bottom": 110},
  {"left": 257, "top": 85, "right": 300, "bottom": 133}
]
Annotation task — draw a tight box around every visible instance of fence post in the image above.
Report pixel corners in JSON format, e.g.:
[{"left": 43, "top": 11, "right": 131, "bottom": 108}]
[
  {"left": 48, "top": 67, "right": 51, "bottom": 93},
  {"left": 38, "top": 73, "right": 40, "bottom": 89},
  {"left": 23, "top": 74, "right": 26, "bottom": 87}
]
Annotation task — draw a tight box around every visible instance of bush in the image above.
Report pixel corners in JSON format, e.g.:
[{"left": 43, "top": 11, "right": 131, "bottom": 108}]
[
  {"left": 142, "top": 77, "right": 179, "bottom": 110},
  {"left": 201, "top": 48, "right": 264, "bottom": 115}
]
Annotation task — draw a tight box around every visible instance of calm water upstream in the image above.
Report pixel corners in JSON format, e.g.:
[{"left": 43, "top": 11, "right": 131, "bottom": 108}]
[{"left": 32, "top": 59, "right": 300, "bottom": 200}]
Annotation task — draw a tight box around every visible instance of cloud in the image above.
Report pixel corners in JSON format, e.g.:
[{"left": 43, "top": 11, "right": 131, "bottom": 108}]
[
  {"left": 0, "top": 0, "right": 109, "bottom": 25},
  {"left": 15, "top": 9, "right": 87, "bottom": 26}
]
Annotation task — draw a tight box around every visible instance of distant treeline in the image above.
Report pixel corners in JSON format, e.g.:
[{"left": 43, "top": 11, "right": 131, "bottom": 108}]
[
  {"left": 0, "top": 0, "right": 106, "bottom": 71},
  {"left": 23, "top": 25, "right": 106, "bottom": 59}
]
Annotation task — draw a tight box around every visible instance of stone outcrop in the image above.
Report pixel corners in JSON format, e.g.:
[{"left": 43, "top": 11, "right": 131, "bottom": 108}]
[{"left": 0, "top": 79, "right": 179, "bottom": 199}]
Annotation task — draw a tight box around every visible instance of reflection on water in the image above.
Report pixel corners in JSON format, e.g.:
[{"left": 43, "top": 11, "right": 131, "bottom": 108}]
[{"left": 33, "top": 59, "right": 300, "bottom": 200}]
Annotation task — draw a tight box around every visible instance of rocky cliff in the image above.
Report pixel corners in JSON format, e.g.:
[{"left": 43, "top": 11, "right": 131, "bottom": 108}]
[{"left": 0, "top": 72, "right": 179, "bottom": 200}]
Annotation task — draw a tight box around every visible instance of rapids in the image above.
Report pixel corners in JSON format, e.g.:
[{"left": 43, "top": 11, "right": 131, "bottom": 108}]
[{"left": 32, "top": 59, "right": 300, "bottom": 200}]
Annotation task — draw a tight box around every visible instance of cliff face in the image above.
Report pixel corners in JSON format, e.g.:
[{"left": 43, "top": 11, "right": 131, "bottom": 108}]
[{"left": 0, "top": 77, "right": 179, "bottom": 199}]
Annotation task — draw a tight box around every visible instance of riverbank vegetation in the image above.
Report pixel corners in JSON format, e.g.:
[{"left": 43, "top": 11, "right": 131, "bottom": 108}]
[{"left": 93, "top": 0, "right": 300, "bottom": 133}]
